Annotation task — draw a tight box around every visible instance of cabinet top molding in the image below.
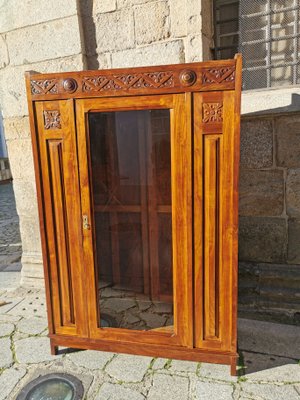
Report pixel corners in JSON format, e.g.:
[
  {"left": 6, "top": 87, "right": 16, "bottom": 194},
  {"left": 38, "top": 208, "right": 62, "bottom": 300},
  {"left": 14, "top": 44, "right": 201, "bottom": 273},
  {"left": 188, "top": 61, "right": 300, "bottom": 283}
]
[{"left": 25, "top": 56, "right": 241, "bottom": 101}]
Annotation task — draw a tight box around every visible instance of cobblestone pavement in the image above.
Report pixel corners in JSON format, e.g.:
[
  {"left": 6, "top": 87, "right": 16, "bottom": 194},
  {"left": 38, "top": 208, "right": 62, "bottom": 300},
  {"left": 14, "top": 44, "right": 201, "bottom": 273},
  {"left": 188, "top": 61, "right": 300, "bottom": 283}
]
[
  {"left": 0, "top": 278, "right": 299, "bottom": 400},
  {"left": 0, "top": 183, "right": 22, "bottom": 272},
  {"left": 1, "top": 183, "right": 300, "bottom": 399}
]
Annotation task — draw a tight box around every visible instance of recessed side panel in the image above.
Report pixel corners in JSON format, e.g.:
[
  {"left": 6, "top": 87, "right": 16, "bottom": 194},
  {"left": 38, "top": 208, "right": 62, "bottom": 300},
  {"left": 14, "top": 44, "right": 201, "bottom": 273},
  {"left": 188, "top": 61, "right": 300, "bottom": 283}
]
[
  {"left": 35, "top": 100, "right": 87, "bottom": 337},
  {"left": 194, "top": 91, "right": 237, "bottom": 351},
  {"left": 203, "top": 135, "right": 222, "bottom": 341},
  {"left": 47, "top": 139, "right": 75, "bottom": 327}
]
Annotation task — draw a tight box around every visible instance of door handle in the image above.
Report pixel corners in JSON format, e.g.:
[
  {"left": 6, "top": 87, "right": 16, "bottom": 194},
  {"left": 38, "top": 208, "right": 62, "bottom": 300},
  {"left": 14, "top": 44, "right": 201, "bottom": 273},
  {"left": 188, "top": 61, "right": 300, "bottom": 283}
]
[{"left": 82, "top": 214, "right": 90, "bottom": 230}]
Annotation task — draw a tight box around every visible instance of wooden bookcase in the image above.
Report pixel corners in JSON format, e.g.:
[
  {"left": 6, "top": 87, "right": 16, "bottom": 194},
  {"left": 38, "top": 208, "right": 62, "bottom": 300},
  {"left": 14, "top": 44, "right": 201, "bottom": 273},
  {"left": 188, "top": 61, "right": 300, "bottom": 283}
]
[{"left": 25, "top": 55, "right": 242, "bottom": 375}]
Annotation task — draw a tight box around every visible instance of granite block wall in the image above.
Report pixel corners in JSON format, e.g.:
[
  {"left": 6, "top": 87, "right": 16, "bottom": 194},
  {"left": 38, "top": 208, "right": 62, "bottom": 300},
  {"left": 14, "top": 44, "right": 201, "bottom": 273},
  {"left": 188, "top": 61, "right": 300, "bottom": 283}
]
[
  {"left": 0, "top": 0, "right": 299, "bottom": 323},
  {"left": 239, "top": 115, "right": 300, "bottom": 323}
]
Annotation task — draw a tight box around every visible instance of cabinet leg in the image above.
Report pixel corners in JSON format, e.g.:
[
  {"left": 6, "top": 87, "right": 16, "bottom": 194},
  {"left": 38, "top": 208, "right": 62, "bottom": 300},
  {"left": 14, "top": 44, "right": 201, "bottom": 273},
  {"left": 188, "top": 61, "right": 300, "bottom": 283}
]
[
  {"left": 50, "top": 342, "right": 58, "bottom": 355},
  {"left": 230, "top": 357, "right": 238, "bottom": 376}
]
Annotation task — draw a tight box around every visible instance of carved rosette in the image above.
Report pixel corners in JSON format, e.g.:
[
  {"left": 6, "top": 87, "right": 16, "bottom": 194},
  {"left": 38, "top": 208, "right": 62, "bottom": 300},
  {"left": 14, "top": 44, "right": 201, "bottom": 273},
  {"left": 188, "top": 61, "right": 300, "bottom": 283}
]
[
  {"left": 179, "top": 70, "right": 197, "bottom": 86},
  {"left": 43, "top": 110, "right": 61, "bottom": 129},
  {"left": 63, "top": 78, "right": 78, "bottom": 93},
  {"left": 203, "top": 103, "right": 223, "bottom": 123}
]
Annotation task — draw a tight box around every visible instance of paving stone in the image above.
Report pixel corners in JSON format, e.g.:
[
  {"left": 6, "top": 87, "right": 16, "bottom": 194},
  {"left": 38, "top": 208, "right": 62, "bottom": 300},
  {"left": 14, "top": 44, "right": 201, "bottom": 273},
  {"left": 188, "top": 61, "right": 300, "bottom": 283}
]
[
  {"left": 140, "top": 312, "right": 167, "bottom": 328},
  {"left": 17, "top": 316, "right": 47, "bottom": 335},
  {"left": 67, "top": 350, "right": 115, "bottom": 370},
  {"left": 101, "top": 287, "right": 122, "bottom": 298},
  {"left": 15, "top": 336, "right": 60, "bottom": 364},
  {"left": 190, "top": 379, "right": 234, "bottom": 400},
  {"left": 2, "top": 262, "right": 22, "bottom": 272},
  {"left": 125, "top": 313, "right": 140, "bottom": 324},
  {"left": 198, "top": 363, "right": 237, "bottom": 382},
  {"left": 105, "top": 353, "right": 152, "bottom": 382},
  {"left": 152, "top": 357, "right": 168, "bottom": 370},
  {"left": 8, "top": 295, "right": 47, "bottom": 318},
  {"left": 0, "top": 313, "right": 21, "bottom": 323},
  {"left": 0, "top": 322, "right": 15, "bottom": 336},
  {"left": 242, "top": 351, "right": 298, "bottom": 376},
  {"left": 169, "top": 360, "right": 198, "bottom": 373},
  {"left": 148, "top": 373, "right": 189, "bottom": 400},
  {"left": 244, "top": 361, "right": 300, "bottom": 383},
  {"left": 95, "top": 382, "right": 144, "bottom": 400},
  {"left": 240, "top": 382, "right": 300, "bottom": 400},
  {"left": 238, "top": 318, "right": 300, "bottom": 359},
  {"left": 0, "top": 337, "right": 13, "bottom": 368},
  {"left": 138, "top": 300, "right": 152, "bottom": 311},
  {"left": 294, "top": 385, "right": 300, "bottom": 396},
  {"left": 0, "top": 272, "right": 21, "bottom": 290},
  {"left": 153, "top": 302, "right": 173, "bottom": 314},
  {"left": 0, "top": 366, "right": 26, "bottom": 400},
  {"left": 104, "top": 298, "right": 136, "bottom": 313}
]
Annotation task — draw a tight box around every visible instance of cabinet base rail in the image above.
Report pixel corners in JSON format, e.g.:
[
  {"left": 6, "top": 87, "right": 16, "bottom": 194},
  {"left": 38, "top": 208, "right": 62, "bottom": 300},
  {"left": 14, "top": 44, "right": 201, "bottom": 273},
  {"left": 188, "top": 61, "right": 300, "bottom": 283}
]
[{"left": 49, "top": 334, "right": 238, "bottom": 376}]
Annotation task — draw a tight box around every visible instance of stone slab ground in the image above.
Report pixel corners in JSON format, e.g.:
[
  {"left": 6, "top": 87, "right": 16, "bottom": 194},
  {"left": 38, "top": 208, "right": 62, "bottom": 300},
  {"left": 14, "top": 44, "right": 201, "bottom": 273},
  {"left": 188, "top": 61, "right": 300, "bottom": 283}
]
[
  {"left": 0, "top": 272, "right": 299, "bottom": 399},
  {"left": 0, "top": 182, "right": 300, "bottom": 398}
]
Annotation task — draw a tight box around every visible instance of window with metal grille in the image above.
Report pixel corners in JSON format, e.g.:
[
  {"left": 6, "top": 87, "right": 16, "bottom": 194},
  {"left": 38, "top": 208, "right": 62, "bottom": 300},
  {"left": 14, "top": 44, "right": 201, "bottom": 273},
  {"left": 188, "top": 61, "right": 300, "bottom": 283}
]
[{"left": 214, "top": 0, "right": 300, "bottom": 90}]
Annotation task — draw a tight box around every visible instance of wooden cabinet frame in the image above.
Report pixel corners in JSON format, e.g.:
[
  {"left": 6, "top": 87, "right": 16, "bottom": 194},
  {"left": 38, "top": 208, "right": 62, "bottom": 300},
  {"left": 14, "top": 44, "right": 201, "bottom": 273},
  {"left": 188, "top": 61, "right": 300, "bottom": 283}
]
[{"left": 25, "top": 55, "right": 242, "bottom": 375}]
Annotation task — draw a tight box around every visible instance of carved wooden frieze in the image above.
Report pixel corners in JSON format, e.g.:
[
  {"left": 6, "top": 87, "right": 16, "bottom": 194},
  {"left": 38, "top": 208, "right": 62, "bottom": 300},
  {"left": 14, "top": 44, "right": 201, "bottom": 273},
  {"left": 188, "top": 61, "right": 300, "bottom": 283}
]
[
  {"left": 203, "top": 103, "right": 223, "bottom": 123},
  {"left": 28, "top": 62, "right": 237, "bottom": 99},
  {"left": 31, "top": 79, "right": 59, "bottom": 95},
  {"left": 82, "top": 71, "right": 174, "bottom": 92},
  {"left": 202, "top": 67, "right": 235, "bottom": 84},
  {"left": 43, "top": 110, "right": 61, "bottom": 129}
]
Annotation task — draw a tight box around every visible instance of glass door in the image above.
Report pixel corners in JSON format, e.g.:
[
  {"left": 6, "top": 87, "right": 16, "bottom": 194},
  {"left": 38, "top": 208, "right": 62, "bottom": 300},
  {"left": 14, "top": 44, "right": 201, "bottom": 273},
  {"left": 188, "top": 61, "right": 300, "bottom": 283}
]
[{"left": 76, "top": 94, "right": 192, "bottom": 347}]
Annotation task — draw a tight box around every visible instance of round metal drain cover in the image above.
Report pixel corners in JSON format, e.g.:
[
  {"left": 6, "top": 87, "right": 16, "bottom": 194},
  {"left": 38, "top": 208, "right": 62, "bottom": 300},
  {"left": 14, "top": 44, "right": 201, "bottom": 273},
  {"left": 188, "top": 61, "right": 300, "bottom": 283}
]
[{"left": 16, "top": 373, "right": 84, "bottom": 400}]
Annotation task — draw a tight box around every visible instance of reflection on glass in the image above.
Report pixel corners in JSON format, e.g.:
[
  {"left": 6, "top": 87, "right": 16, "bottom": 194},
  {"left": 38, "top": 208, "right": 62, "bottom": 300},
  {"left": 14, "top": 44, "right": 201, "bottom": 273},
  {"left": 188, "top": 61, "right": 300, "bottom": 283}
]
[
  {"left": 28, "top": 379, "right": 73, "bottom": 400},
  {"left": 88, "top": 110, "right": 173, "bottom": 332}
]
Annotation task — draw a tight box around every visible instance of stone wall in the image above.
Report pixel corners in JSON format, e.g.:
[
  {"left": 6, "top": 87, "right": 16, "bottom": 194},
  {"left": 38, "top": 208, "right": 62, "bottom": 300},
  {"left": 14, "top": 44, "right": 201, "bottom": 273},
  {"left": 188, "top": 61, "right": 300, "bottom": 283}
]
[
  {"left": 0, "top": 0, "right": 87, "bottom": 285},
  {"left": 0, "top": 0, "right": 212, "bottom": 286},
  {"left": 239, "top": 114, "right": 300, "bottom": 324},
  {"left": 80, "top": 0, "right": 212, "bottom": 70},
  {"left": 0, "top": 0, "right": 299, "bottom": 322},
  {"left": 0, "top": 158, "right": 12, "bottom": 182}
]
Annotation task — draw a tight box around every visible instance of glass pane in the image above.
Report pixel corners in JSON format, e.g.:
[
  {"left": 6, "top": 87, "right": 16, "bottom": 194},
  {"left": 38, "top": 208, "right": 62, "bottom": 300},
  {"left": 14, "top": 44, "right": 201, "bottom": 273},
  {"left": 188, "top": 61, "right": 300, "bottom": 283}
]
[
  {"left": 271, "top": 38, "right": 294, "bottom": 64},
  {"left": 240, "top": 1, "right": 267, "bottom": 15},
  {"left": 88, "top": 110, "right": 174, "bottom": 332},
  {"left": 219, "top": 20, "right": 238, "bottom": 36},
  {"left": 243, "top": 68, "right": 268, "bottom": 90},
  {"left": 271, "top": 65, "right": 293, "bottom": 86},
  {"left": 28, "top": 379, "right": 73, "bottom": 400},
  {"left": 218, "top": 3, "right": 239, "bottom": 22}
]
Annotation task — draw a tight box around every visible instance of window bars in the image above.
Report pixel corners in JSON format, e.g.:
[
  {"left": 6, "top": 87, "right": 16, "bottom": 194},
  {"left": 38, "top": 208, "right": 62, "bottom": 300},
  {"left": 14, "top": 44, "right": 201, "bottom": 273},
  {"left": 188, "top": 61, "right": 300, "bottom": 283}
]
[{"left": 214, "top": 0, "right": 300, "bottom": 90}]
